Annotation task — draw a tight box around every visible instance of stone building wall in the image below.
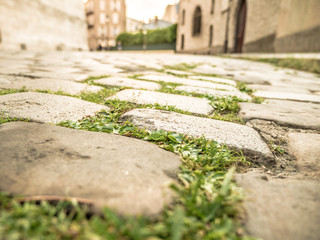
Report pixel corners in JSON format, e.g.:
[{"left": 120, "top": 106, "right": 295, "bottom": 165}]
[
  {"left": 0, "top": 0, "right": 88, "bottom": 51},
  {"left": 242, "top": 0, "right": 280, "bottom": 52},
  {"left": 275, "top": 0, "right": 320, "bottom": 52}
]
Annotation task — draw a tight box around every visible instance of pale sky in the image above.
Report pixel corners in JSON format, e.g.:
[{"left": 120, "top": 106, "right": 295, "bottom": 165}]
[
  {"left": 126, "top": 0, "right": 179, "bottom": 22},
  {"left": 83, "top": 0, "right": 179, "bottom": 23}
]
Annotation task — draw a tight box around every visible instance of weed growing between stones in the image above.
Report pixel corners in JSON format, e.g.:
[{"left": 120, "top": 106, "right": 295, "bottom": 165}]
[{"left": 0, "top": 87, "right": 28, "bottom": 96}]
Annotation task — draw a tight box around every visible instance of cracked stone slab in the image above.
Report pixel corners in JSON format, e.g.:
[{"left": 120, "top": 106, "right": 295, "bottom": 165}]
[
  {"left": 253, "top": 91, "right": 320, "bottom": 103},
  {"left": 121, "top": 109, "right": 273, "bottom": 162},
  {"left": 175, "top": 85, "right": 252, "bottom": 101},
  {"left": 239, "top": 100, "right": 320, "bottom": 130},
  {"left": 0, "top": 122, "right": 181, "bottom": 216},
  {"left": 0, "top": 92, "right": 107, "bottom": 124},
  {"left": 0, "top": 75, "right": 102, "bottom": 95},
  {"left": 236, "top": 169, "right": 320, "bottom": 240},
  {"left": 189, "top": 75, "right": 237, "bottom": 86},
  {"left": 139, "top": 74, "right": 238, "bottom": 91},
  {"left": 288, "top": 133, "right": 320, "bottom": 178},
  {"left": 95, "top": 77, "right": 161, "bottom": 90},
  {"left": 109, "top": 90, "right": 213, "bottom": 115}
]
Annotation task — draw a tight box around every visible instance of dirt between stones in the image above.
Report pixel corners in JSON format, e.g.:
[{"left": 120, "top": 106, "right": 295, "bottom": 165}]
[{"left": 246, "top": 119, "right": 320, "bottom": 179}]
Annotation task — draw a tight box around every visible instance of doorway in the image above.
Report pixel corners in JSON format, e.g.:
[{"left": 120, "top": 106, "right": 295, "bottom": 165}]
[{"left": 235, "top": 0, "right": 247, "bottom": 53}]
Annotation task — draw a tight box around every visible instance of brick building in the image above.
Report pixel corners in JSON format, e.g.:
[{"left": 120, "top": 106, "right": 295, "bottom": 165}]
[
  {"left": 85, "top": 0, "right": 126, "bottom": 50},
  {"left": 176, "top": 0, "right": 320, "bottom": 54},
  {"left": 0, "top": 0, "right": 88, "bottom": 51}
]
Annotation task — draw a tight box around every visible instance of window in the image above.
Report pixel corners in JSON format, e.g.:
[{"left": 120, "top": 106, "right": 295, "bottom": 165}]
[
  {"left": 193, "top": 6, "right": 202, "bottom": 36},
  {"left": 211, "top": 0, "right": 215, "bottom": 14},
  {"left": 100, "top": 13, "right": 106, "bottom": 24},
  {"left": 182, "top": 9, "right": 185, "bottom": 25},
  {"left": 113, "top": 27, "right": 119, "bottom": 37},
  {"left": 116, "top": 0, "right": 121, "bottom": 11},
  {"left": 181, "top": 34, "right": 185, "bottom": 50},
  {"left": 209, "top": 25, "right": 213, "bottom": 46},
  {"left": 100, "top": 0, "right": 105, "bottom": 10},
  {"left": 112, "top": 13, "right": 119, "bottom": 24},
  {"left": 110, "top": 0, "right": 115, "bottom": 11}
]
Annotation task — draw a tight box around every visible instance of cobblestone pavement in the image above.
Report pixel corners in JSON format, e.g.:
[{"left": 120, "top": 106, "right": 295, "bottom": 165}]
[{"left": 0, "top": 51, "right": 319, "bottom": 240}]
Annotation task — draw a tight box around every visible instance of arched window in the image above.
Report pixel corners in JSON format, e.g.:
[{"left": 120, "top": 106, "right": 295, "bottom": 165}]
[{"left": 193, "top": 6, "right": 202, "bottom": 36}]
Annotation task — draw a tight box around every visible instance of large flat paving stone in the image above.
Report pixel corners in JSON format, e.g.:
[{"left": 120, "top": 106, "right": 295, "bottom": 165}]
[
  {"left": 0, "top": 92, "right": 107, "bottom": 124},
  {"left": 175, "top": 85, "right": 252, "bottom": 101},
  {"left": 236, "top": 169, "right": 320, "bottom": 240},
  {"left": 95, "top": 77, "right": 160, "bottom": 90},
  {"left": 288, "top": 133, "right": 320, "bottom": 178},
  {"left": 139, "top": 74, "right": 238, "bottom": 91},
  {"left": 189, "top": 75, "right": 237, "bottom": 86},
  {"left": 239, "top": 100, "right": 320, "bottom": 130},
  {"left": 109, "top": 90, "right": 213, "bottom": 115},
  {"left": 0, "top": 75, "right": 102, "bottom": 95},
  {"left": 253, "top": 91, "right": 320, "bottom": 103},
  {"left": 121, "top": 109, "right": 273, "bottom": 162},
  {"left": 0, "top": 122, "right": 181, "bottom": 216}
]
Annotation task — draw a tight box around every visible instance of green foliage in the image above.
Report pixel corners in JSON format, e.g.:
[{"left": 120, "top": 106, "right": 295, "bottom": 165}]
[{"left": 116, "top": 24, "right": 177, "bottom": 46}]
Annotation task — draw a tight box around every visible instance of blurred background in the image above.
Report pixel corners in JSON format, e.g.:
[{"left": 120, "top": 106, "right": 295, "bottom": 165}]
[{"left": 0, "top": 0, "right": 319, "bottom": 53}]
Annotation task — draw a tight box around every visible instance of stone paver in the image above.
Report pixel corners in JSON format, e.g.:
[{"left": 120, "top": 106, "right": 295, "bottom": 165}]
[
  {"left": 108, "top": 89, "right": 213, "bottom": 115},
  {"left": 175, "top": 85, "right": 252, "bottom": 101},
  {"left": 139, "top": 74, "right": 238, "bottom": 91},
  {"left": 121, "top": 109, "right": 273, "bottom": 161},
  {"left": 247, "top": 84, "right": 311, "bottom": 94},
  {"left": 288, "top": 133, "right": 320, "bottom": 177},
  {"left": 95, "top": 77, "right": 161, "bottom": 90},
  {"left": 21, "top": 71, "right": 90, "bottom": 82},
  {"left": 236, "top": 169, "right": 320, "bottom": 240},
  {"left": 189, "top": 75, "right": 237, "bottom": 86},
  {"left": 239, "top": 100, "right": 320, "bottom": 130},
  {"left": 253, "top": 90, "right": 320, "bottom": 103},
  {"left": 0, "top": 75, "right": 102, "bottom": 95},
  {"left": 0, "top": 122, "right": 181, "bottom": 216},
  {"left": 0, "top": 92, "right": 107, "bottom": 124}
]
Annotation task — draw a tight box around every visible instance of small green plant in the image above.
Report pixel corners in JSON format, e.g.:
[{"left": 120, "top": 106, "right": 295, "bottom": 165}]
[
  {"left": 236, "top": 82, "right": 253, "bottom": 95},
  {"left": 0, "top": 87, "right": 28, "bottom": 96},
  {"left": 79, "top": 88, "right": 120, "bottom": 104},
  {"left": 270, "top": 144, "right": 285, "bottom": 155}
]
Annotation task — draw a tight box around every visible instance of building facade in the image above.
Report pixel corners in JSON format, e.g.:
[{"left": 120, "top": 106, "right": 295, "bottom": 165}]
[
  {"left": 177, "top": 0, "right": 320, "bottom": 54},
  {"left": 0, "top": 0, "right": 88, "bottom": 51},
  {"left": 85, "top": 0, "right": 126, "bottom": 50},
  {"left": 162, "top": 4, "right": 179, "bottom": 24},
  {"left": 126, "top": 18, "right": 143, "bottom": 33}
]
